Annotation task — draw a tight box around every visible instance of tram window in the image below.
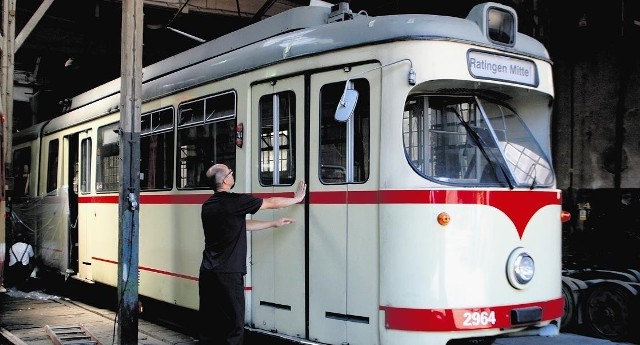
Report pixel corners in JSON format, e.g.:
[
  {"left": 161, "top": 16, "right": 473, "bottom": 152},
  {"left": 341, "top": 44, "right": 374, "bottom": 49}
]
[
  {"left": 205, "top": 92, "right": 235, "bottom": 120},
  {"left": 179, "top": 100, "right": 204, "bottom": 126},
  {"left": 12, "top": 147, "right": 31, "bottom": 198},
  {"left": 404, "top": 96, "right": 486, "bottom": 183},
  {"left": 141, "top": 108, "right": 174, "bottom": 190},
  {"left": 477, "top": 100, "right": 554, "bottom": 186},
  {"left": 177, "top": 91, "right": 237, "bottom": 189},
  {"left": 80, "top": 138, "right": 92, "bottom": 193},
  {"left": 259, "top": 91, "right": 296, "bottom": 186},
  {"left": 46, "top": 140, "right": 59, "bottom": 193},
  {"left": 319, "top": 79, "right": 370, "bottom": 184},
  {"left": 403, "top": 95, "right": 554, "bottom": 187},
  {"left": 96, "top": 122, "right": 120, "bottom": 192}
]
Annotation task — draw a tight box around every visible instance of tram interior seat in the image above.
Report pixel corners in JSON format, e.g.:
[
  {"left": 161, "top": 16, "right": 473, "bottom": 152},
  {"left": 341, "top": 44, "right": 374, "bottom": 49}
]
[{"left": 321, "top": 165, "right": 345, "bottom": 183}]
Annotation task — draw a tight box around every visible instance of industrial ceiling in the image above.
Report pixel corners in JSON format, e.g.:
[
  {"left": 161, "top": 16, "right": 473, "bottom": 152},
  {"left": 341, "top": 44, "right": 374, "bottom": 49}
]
[
  {"left": 11, "top": 0, "right": 315, "bottom": 101},
  {"left": 5, "top": 0, "right": 507, "bottom": 127}
]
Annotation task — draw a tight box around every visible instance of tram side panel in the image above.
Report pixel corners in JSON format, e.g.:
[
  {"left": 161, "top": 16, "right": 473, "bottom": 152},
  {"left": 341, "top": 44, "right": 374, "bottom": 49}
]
[
  {"left": 11, "top": 139, "right": 40, "bottom": 222},
  {"left": 9, "top": 137, "right": 42, "bottom": 280},
  {"left": 137, "top": 202, "right": 202, "bottom": 308},
  {"left": 78, "top": 115, "right": 120, "bottom": 287},
  {"left": 249, "top": 76, "right": 307, "bottom": 337},
  {"left": 136, "top": 85, "right": 242, "bottom": 308},
  {"left": 12, "top": 125, "right": 81, "bottom": 281},
  {"left": 135, "top": 86, "right": 241, "bottom": 309},
  {"left": 74, "top": 108, "right": 204, "bottom": 307},
  {"left": 36, "top": 135, "right": 71, "bottom": 276},
  {"left": 340, "top": 72, "right": 380, "bottom": 344},
  {"left": 307, "top": 65, "right": 381, "bottom": 345},
  {"left": 75, "top": 130, "right": 91, "bottom": 281}
]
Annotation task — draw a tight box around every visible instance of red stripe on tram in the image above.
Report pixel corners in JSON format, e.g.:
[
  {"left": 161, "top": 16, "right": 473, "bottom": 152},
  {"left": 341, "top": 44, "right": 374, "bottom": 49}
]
[
  {"left": 79, "top": 189, "right": 561, "bottom": 239},
  {"left": 380, "top": 298, "right": 563, "bottom": 331}
]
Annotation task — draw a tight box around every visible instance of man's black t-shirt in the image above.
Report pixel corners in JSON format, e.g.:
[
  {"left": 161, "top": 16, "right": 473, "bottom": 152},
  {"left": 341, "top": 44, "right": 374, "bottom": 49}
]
[{"left": 200, "top": 191, "right": 263, "bottom": 274}]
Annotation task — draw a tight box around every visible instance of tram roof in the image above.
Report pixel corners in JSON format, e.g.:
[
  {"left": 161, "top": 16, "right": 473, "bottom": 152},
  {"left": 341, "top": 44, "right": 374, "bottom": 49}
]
[{"left": 16, "top": 2, "right": 550, "bottom": 141}]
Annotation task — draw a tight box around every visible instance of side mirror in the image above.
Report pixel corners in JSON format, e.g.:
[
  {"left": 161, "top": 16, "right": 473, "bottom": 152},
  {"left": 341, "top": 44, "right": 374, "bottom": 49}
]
[{"left": 335, "top": 88, "right": 358, "bottom": 122}]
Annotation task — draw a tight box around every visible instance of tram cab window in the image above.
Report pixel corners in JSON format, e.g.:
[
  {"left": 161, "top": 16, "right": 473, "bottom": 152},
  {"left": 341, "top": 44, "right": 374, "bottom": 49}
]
[
  {"left": 319, "top": 79, "right": 370, "bottom": 184},
  {"left": 403, "top": 95, "right": 554, "bottom": 187},
  {"left": 141, "top": 107, "right": 174, "bottom": 190},
  {"left": 477, "top": 99, "right": 554, "bottom": 186},
  {"left": 259, "top": 91, "right": 296, "bottom": 186},
  {"left": 96, "top": 123, "right": 120, "bottom": 192},
  {"left": 177, "top": 91, "right": 237, "bottom": 189},
  {"left": 404, "top": 96, "right": 500, "bottom": 184}
]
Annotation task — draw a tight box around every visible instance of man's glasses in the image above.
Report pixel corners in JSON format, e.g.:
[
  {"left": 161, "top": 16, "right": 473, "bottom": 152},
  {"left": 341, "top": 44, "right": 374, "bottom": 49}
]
[{"left": 224, "top": 169, "right": 233, "bottom": 180}]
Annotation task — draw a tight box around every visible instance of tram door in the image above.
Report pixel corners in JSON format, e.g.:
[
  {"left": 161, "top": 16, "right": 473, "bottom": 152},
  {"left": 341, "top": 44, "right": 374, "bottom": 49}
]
[
  {"left": 308, "top": 66, "right": 380, "bottom": 345},
  {"left": 63, "top": 133, "right": 80, "bottom": 275},
  {"left": 250, "top": 75, "right": 307, "bottom": 338},
  {"left": 74, "top": 130, "right": 93, "bottom": 280}
]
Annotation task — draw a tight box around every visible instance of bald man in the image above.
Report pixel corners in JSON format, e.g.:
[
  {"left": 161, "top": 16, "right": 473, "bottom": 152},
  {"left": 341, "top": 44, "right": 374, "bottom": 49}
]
[{"left": 198, "top": 163, "right": 306, "bottom": 345}]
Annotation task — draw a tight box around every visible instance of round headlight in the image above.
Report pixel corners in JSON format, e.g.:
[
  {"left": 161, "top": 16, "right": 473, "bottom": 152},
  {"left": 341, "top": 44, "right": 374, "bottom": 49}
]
[{"left": 507, "top": 247, "right": 535, "bottom": 289}]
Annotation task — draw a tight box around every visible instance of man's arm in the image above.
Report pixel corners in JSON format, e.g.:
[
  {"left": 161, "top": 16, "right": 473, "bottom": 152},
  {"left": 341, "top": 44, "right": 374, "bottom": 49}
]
[
  {"left": 260, "top": 180, "right": 306, "bottom": 210},
  {"left": 246, "top": 218, "right": 295, "bottom": 231}
]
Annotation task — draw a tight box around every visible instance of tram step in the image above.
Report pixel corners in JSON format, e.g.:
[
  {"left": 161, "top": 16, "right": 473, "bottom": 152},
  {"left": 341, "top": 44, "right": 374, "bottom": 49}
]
[{"left": 44, "top": 325, "right": 101, "bottom": 345}]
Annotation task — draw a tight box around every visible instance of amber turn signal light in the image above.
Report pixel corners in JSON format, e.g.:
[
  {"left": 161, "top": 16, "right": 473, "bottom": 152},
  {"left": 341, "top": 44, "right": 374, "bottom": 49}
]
[{"left": 437, "top": 212, "right": 450, "bottom": 226}]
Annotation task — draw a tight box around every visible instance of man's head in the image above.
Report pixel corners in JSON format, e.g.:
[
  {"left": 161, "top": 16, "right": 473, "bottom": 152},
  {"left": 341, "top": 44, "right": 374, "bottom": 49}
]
[{"left": 206, "top": 164, "right": 234, "bottom": 191}]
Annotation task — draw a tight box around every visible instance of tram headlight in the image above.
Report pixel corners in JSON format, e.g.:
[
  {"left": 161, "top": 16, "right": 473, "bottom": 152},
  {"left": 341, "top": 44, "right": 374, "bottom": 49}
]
[{"left": 506, "top": 247, "right": 534, "bottom": 289}]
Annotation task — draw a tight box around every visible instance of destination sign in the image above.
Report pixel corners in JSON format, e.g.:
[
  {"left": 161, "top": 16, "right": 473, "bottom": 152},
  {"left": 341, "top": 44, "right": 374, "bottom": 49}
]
[{"left": 468, "top": 51, "right": 537, "bottom": 86}]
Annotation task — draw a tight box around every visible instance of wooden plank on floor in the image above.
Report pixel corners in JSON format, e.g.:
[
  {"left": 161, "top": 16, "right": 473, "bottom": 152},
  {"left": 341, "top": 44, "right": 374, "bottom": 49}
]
[
  {"left": 0, "top": 327, "right": 29, "bottom": 345},
  {"left": 1, "top": 288, "right": 198, "bottom": 345}
]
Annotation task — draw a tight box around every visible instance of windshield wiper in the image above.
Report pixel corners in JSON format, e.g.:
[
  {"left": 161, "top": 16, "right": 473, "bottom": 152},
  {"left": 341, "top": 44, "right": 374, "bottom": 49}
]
[
  {"left": 452, "top": 109, "right": 513, "bottom": 189},
  {"left": 529, "top": 163, "right": 537, "bottom": 190}
]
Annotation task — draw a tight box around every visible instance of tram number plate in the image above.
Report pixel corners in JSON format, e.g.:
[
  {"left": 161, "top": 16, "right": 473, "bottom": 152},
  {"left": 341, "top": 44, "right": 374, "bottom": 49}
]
[{"left": 461, "top": 310, "right": 497, "bottom": 328}]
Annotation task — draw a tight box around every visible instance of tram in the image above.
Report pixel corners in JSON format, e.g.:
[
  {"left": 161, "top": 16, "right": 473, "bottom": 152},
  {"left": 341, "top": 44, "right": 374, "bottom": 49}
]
[{"left": 9, "top": 2, "right": 568, "bottom": 344}]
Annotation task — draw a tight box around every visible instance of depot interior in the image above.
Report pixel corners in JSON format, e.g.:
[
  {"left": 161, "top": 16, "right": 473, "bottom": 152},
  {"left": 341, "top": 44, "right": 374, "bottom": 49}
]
[{"left": 4, "top": 0, "right": 640, "bottom": 270}]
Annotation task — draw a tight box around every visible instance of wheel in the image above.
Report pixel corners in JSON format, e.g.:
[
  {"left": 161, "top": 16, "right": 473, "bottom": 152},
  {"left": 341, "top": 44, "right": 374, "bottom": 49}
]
[
  {"left": 583, "top": 282, "right": 636, "bottom": 341},
  {"left": 625, "top": 269, "right": 640, "bottom": 283},
  {"left": 561, "top": 281, "right": 577, "bottom": 330}
]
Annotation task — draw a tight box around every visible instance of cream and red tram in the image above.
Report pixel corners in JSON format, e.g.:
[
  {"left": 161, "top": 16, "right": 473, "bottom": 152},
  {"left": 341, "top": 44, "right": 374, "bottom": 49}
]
[{"left": 10, "top": 2, "right": 565, "bottom": 344}]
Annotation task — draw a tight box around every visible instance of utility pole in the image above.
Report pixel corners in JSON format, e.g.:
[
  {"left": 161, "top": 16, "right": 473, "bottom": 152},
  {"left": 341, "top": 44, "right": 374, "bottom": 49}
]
[
  {"left": 117, "top": 0, "right": 142, "bottom": 343},
  {"left": 0, "top": 0, "right": 16, "bottom": 292},
  {"left": 0, "top": 0, "right": 53, "bottom": 292},
  {"left": 0, "top": 95, "right": 5, "bottom": 290}
]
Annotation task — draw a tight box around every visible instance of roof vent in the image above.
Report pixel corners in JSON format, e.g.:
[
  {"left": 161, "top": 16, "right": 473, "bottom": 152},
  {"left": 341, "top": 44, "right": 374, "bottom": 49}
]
[{"left": 328, "top": 2, "right": 353, "bottom": 23}]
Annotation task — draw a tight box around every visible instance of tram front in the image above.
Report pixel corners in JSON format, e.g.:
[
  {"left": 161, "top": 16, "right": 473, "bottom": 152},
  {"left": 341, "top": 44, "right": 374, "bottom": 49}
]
[{"left": 366, "top": 3, "right": 565, "bottom": 345}]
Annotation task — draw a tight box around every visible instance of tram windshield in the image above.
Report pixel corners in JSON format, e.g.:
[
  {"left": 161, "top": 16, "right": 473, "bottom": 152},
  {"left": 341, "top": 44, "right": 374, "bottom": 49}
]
[{"left": 403, "top": 95, "right": 554, "bottom": 188}]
